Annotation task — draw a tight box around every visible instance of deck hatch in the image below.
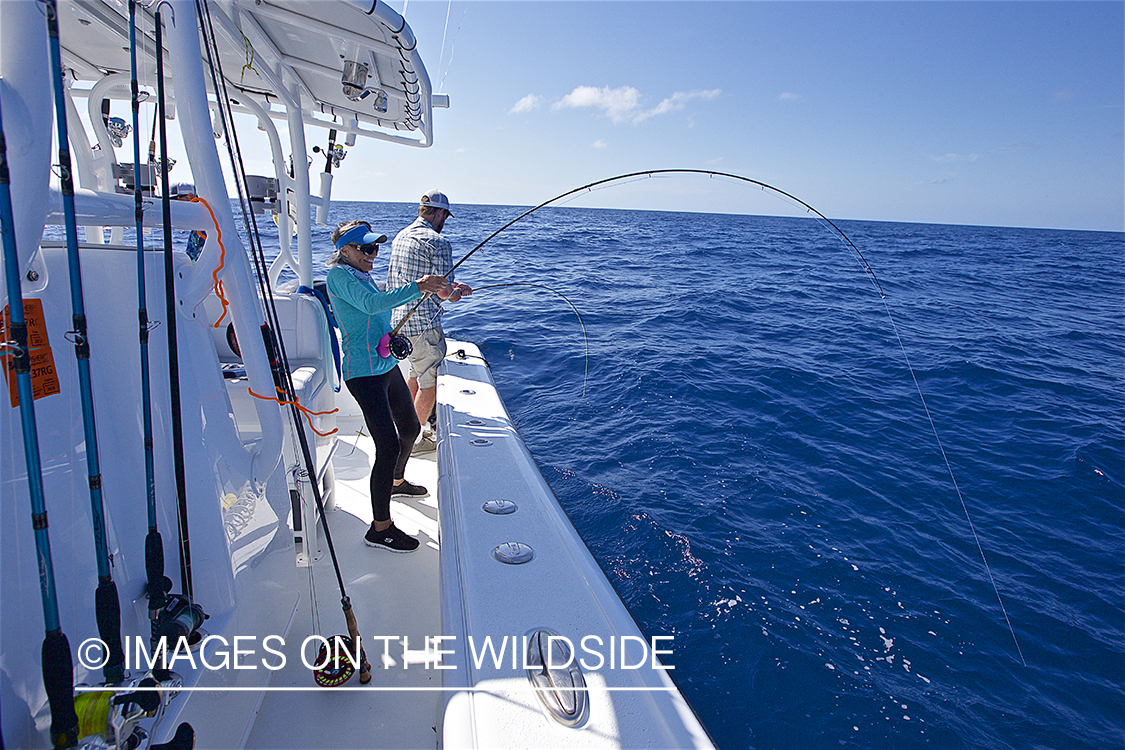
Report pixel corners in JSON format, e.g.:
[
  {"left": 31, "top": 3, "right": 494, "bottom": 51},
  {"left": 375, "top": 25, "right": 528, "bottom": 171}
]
[
  {"left": 482, "top": 498, "right": 518, "bottom": 515},
  {"left": 492, "top": 542, "right": 534, "bottom": 564}
]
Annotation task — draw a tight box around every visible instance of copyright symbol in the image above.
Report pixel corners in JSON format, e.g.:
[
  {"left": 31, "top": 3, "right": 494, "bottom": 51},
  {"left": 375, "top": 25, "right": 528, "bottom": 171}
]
[{"left": 78, "top": 638, "right": 109, "bottom": 670}]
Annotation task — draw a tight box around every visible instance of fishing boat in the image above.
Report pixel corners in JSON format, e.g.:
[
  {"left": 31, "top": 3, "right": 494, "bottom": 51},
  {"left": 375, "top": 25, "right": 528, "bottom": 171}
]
[{"left": 0, "top": 1, "right": 712, "bottom": 748}]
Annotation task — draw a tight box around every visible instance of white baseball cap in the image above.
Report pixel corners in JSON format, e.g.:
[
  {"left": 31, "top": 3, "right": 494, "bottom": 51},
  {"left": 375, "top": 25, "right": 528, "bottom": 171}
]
[{"left": 419, "top": 189, "right": 453, "bottom": 216}]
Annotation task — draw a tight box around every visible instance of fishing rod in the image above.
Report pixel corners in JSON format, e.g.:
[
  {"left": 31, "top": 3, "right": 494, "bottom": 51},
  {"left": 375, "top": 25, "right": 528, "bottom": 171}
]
[
  {"left": 194, "top": 0, "right": 370, "bottom": 685},
  {"left": 154, "top": 3, "right": 196, "bottom": 607},
  {"left": 0, "top": 80, "right": 81, "bottom": 750},
  {"left": 45, "top": 0, "right": 126, "bottom": 686},
  {"left": 388, "top": 169, "right": 884, "bottom": 347},
  {"left": 129, "top": 0, "right": 170, "bottom": 644}
]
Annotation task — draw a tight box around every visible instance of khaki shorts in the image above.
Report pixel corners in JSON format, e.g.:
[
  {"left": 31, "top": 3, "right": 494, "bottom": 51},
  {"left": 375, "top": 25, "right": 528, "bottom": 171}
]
[{"left": 407, "top": 327, "right": 447, "bottom": 389}]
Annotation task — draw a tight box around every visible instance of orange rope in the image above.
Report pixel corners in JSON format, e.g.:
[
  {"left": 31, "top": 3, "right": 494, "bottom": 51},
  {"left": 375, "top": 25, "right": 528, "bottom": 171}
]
[
  {"left": 248, "top": 386, "right": 339, "bottom": 437},
  {"left": 187, "top": 196, "right": 230, "bottom": 328}
]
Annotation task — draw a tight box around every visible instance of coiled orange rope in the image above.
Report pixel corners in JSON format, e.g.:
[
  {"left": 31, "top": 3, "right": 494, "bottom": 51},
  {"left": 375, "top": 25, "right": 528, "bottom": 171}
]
[
  {"left": 187, "top": 196, "right": 230, "bottom": 328},
  {"left": 248, "top": 386, "right": 339, "bottom": 437}
]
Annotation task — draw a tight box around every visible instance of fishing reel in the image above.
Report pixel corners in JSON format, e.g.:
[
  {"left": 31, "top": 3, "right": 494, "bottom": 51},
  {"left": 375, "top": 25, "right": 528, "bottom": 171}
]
[
  {"left": 105, "top": 117, "right": 131, "bottom": 148},
  {"left": 152, "top": 594, "right": 208, "bottom": 652},
  {"left": 74, "top": 675, "right": 194, "bottom": 750},
  {"left": 389, "top": 334, "right": 412, "bottom": 360},
  {"left": 312, "top": 143, "right": 347, "bottom": 169},
  {"left": 74, "top": 677, "right": 159, "bottom": 750},
  {"left": 313, "top": 635, "right": 368, "bottom": 687}
]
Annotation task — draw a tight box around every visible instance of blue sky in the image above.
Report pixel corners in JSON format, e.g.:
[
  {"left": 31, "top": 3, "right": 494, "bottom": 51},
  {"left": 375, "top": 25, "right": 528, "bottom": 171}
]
[{"left": 318, "top": 1, "right": 1125, "bottom": 231}]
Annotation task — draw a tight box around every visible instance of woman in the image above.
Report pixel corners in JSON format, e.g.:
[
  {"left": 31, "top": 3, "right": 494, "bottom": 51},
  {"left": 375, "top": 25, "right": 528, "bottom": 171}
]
[{"left": 326, "top": 220, "right": 451, "bottom": 552}]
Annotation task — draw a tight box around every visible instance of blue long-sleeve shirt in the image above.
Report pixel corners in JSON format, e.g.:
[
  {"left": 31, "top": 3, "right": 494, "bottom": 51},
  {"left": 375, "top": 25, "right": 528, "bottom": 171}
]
[{"left": 326, "top": 264, "right": 421, "bottom": 380}]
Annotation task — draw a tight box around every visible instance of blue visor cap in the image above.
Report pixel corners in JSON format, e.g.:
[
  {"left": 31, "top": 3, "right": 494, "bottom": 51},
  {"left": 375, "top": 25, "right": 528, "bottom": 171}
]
[{"left": 334, "top": 225, "right": 387, "bottom": 251}]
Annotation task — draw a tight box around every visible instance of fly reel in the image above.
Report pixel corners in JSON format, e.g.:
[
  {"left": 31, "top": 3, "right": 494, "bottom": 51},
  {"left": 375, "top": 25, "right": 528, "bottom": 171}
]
[
  {"left": 313, "top": 635, "right": 367, "bottom": 687},
  {"left": 388, "top": 334, "right": 412, "bottom": 360}
]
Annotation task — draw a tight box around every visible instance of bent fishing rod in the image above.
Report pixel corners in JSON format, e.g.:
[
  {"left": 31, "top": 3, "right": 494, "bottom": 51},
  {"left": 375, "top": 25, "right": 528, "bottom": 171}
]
[
  {"left": 387, "top": 169, "right": 1024, "bottom": 665},
  {"left": 0, "top": 81, "right": 81, "bottom": 750},
  {"left": 388, "top": 168, "right": 884, "bottom": 345},
  {"left": 460, "top": 169, "right": 882, "bottom": 292},
  {"left": 46, "top": 0, "right": 126, "bottom": 686}
]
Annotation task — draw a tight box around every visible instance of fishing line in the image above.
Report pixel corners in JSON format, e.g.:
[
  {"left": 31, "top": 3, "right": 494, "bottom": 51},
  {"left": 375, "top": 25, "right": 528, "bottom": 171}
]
[
  {"left": 437, "top": 3, "right": 468, "bottom": 93},
  {"left": 466, "top": 282, "right": 589, "bottom": 397},
  {"left": 402, "top": 168, "right": 1024, "bottom": 665},
  {"left": 881, "top": 301, "right": 1027, "bottom": 666},
  {"left": 437, "top": 0, "right": 452, "bottom": 86}
]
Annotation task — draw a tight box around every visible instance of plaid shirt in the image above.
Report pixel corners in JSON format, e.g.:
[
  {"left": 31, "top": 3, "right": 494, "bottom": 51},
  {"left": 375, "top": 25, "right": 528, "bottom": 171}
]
[{"left": 388, "top": 217, "right": 454, "bottom": 337}]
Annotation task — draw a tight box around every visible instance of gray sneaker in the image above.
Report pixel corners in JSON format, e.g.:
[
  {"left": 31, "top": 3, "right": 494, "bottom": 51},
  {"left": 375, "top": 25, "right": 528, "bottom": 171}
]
[{"left": 411, "top": 434, "right": 436, "bottom": 455}]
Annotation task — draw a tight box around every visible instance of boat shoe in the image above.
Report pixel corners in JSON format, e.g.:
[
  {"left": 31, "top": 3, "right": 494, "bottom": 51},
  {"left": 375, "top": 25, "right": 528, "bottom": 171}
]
[{"left": 364, "top": 522, "right": 420, "bottom": 553}]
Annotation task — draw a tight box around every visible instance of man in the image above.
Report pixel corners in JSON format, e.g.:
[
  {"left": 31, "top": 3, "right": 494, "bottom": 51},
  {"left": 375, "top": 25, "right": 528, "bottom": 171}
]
[{"left": 388, "top": 190, "right": 472, "bottom": 453}]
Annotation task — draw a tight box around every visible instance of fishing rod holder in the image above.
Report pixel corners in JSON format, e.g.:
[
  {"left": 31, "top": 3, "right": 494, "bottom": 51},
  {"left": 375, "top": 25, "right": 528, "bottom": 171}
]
[
  {"left": 245, "top": 174, "right": 278, "bottom": 214},
  {"left": 112, "top": 162, "right": 159, "bottom": 195}
]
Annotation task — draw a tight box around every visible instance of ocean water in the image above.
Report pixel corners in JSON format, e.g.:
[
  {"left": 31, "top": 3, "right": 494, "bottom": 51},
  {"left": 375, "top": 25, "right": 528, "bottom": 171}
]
[{"left": 159, "top": 197, "right": 1124, "bottom": 748}]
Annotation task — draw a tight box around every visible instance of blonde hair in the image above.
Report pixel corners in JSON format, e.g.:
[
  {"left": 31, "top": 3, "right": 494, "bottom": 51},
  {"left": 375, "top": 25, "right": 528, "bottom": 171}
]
[{"left": 326, "top": 219, "right": 371, "bottom": 267}]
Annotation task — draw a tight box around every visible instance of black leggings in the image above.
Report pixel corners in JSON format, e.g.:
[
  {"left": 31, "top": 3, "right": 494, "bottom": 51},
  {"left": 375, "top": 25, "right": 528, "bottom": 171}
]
[{"left": 345, "top": 368, "right": 420, "bottom": 522}]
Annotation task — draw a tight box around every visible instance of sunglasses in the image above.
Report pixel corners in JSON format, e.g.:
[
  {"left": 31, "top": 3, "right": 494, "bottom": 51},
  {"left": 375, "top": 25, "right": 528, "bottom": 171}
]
[{"left": 357, "top": 243, "right": 380, "bottom": 255}]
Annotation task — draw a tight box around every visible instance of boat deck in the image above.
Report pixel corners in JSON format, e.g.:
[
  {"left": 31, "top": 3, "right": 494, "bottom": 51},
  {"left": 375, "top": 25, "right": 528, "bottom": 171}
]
[{"left": 245, "top": 380, "right": 443, "bottom": 750}]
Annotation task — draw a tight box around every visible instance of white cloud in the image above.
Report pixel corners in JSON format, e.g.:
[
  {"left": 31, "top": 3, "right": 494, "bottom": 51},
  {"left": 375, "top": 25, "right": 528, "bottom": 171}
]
[
  {"left": 553, "top": 85, "right": 720, "bottom": 124},
  {"left": 634, "top": 89, "right": 721, "bottom": 122},
  {"left": 777, "top": 92, "right": 802, "bottom": 101},
  {"left": 593, "top": 139, "right": 608, "bottom": 149},
  {"left": 508, "top": 94, "right": 544, "bottom": 114},
  {"left": 553, "top": 86, "right": 642, "bottom": 123}
]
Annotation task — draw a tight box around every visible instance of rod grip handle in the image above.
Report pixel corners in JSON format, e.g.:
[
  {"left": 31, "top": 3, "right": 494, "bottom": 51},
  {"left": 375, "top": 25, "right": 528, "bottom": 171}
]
[
  {"left": 343, "top": 601, "right": 370, "bottom": 684},
  {"left": 42, "top": 630, "right": 79, "bottom": 748}
]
